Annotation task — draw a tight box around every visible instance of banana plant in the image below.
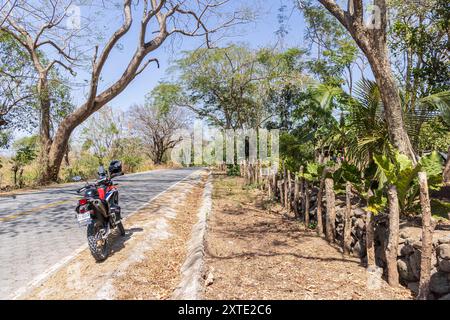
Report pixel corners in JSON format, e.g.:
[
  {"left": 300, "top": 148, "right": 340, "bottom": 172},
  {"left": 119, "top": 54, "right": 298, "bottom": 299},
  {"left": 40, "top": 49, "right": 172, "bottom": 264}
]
[
  {"left": 372, "top": 151, "right": 443, "bottom": 214},
  {"left": 298, "top": 161, "right": 328, "bottom": 183}
]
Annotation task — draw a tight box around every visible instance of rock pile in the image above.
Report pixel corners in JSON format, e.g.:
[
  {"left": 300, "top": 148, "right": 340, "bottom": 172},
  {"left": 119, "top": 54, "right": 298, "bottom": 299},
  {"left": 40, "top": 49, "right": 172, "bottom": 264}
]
[{"left": 312, "top": 193, "right": 450, "bottom": 300}]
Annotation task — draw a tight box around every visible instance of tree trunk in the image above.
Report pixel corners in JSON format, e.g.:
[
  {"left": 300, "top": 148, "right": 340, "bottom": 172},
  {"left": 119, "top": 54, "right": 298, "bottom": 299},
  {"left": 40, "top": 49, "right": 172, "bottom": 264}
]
[
  {"left": 368, "top": 52, "right": 416, "bottom": 163},
  {"left": 344, "top": 182, "right": 353, "bottom": 255},
  {"left": 37, "top": 73, "right": 54, "bottom": 184},
  {"left": 18, "top": 168, "right": 24, "bottom": 188},
  {"left": 12, "top": 166, "right": 18, "bottom": 187},
  {"left": 366, "top": 211, "right": 376, "bottom": 268},
  {"left": 386, "top": 184, "right": 400, "bottom": 287},
  {"left": 304, "top": 180, "right": 310, "bottom": 227},
  {"left": 325, "top": 178, "right": 336, "bottom": 243},
  {"left": 41, "top": 122, "right": 75, "bottom": 183},
  {"left": 417, "top": 172, "right": 434, "bottom": 300},
  {"left": 64, "top": 145, "right": 70, "bottom": 166},
  {"left": 443, "top": 146, "right": 450, "bottom": 184},
  {"left": 318, "top": 0, "right": 416, "bottom": 163}
]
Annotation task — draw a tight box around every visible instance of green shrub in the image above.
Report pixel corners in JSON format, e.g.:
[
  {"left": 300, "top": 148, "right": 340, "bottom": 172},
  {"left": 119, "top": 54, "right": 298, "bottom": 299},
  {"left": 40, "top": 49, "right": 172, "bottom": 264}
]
[{"left": 227, "top": 164, "right": 241, "bottom": 176}]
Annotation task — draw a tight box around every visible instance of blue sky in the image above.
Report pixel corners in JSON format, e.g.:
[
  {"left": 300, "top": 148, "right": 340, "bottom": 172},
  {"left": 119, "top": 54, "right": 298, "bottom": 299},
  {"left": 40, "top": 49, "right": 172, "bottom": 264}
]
[{"left": 87, "top": 0, "right": 307, "bottom": 112}]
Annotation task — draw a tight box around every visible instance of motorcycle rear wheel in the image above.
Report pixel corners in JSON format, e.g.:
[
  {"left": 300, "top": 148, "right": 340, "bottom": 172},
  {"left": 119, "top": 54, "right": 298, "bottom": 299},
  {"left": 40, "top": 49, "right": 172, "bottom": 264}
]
[{"left": 87, "top": 223, "right": 111, "bottom": 262}]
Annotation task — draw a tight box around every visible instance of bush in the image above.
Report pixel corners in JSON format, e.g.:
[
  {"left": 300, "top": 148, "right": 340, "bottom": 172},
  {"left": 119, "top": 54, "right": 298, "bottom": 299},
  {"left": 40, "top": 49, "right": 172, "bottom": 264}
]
[{"left": 227, "top": 164, "right": 240, "bottom": 176}]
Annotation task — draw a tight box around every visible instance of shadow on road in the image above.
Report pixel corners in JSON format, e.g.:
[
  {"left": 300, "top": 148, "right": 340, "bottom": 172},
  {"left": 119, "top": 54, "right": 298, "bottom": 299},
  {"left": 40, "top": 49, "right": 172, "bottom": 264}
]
[{"left": 101, "top": 227, "right": 144, "bottom": 261}]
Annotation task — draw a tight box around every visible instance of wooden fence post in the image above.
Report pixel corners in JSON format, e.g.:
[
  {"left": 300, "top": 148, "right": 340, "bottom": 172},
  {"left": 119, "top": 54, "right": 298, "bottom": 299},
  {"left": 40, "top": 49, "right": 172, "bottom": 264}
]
[
  {"left": 316, "top": 168, "right": 327, "bottom": 237},
  {"left": 344, "top": 182, "right": 353, "bottom": 256},
  {"left": 294, "top": 175, "right": 299, "bottom": 218},
  {"left": 299, "top": 166, "right": 304, "bottom": 216},
  {"left": 273, "top": 172, "right": 277, "bottom": 200},
  {"left": 418, "top": 172, "right": 434, "bottom": 300},
  {"left": 243, "top": 161, "right": 248, "bottom": 183},
  {"left": 305, "top": 180, "right": 310, "bottom": 227},
  {"left": 260, "top": 165, "right": 264, "bottom": 191},
  {"left": 283, "top": 161, "right": 288, "bottom": 209},
  {"left": 268, "top": 170, "right": 272, "bottom": 198},
  {"left": 287, "top": 170, "right": 292, "bottom": 212},
  {"left": 366, "top": 210, "right": 376, "bottom": 268},
  {"left": 325, "top": 178, "right": 336, "bottom": 243},
  {"left": 386, "top": 184, "right": 400, "bottom": 287}
]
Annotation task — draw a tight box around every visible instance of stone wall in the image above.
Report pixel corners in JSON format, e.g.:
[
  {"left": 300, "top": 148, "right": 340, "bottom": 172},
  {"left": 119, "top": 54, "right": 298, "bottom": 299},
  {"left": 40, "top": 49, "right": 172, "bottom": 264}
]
[
  {"left": 309, "top": 191, "right": 450, "bottom": 300},
  {"left": 272, "top": 176, "right": 450, "bottom": 299}
]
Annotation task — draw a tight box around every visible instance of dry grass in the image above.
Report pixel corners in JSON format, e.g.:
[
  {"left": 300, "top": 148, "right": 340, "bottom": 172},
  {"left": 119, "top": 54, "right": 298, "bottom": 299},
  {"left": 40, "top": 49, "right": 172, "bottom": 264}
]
[
  {"left": 203, "top": 174, "right": 413, "bottom": 300},
  {"left": 113, "top": 179, "right": 205, "bottom": 299}
]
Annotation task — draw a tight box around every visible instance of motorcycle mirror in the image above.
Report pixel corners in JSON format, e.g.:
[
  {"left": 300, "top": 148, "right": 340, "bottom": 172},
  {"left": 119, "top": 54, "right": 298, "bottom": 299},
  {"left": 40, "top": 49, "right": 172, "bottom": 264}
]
[{"left": 72, "top": 176, "right": 82, "bottom": 182}]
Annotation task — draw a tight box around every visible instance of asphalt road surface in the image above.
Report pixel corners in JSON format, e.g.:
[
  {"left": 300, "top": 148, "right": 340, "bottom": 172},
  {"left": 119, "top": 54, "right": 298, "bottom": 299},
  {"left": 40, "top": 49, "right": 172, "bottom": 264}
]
[{"left": 0, "top": 168, "right": 200, "bottom": 299}]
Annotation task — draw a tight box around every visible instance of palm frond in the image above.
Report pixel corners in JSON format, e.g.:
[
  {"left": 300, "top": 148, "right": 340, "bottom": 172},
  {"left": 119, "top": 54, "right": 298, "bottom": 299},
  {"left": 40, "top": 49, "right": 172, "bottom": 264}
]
[{"left": 417, "top": 91, "right": 450, "bottom": 126}]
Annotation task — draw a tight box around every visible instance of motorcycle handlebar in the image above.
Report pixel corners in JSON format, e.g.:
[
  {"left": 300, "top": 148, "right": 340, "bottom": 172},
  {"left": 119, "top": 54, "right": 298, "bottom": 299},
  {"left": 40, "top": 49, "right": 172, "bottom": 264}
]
[{"left": 76, "top": 172, "right": 125, "bottom": 193}]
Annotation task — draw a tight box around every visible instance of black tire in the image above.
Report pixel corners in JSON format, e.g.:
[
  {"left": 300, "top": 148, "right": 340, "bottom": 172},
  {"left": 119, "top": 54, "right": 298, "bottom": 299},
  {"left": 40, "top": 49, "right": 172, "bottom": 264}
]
[
  {"left": 117, "top": 221, "right": 125, "bottom": 236},
  {"left": 87, "top": 223, "right": 111, "bottom": 262}
]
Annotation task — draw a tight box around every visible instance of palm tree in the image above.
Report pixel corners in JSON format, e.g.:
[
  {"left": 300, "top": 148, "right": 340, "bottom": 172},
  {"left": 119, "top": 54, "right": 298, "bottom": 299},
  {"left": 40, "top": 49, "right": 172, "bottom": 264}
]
[{"left": 318, "top": 79, "right": 450, "bottom": 171}]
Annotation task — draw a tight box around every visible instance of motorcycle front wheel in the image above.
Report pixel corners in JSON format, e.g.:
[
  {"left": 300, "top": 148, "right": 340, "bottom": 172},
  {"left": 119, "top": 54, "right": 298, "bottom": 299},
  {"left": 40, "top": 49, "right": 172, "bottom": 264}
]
[{"left": 87, "top": 223, "right": 111, "bottom": 262}]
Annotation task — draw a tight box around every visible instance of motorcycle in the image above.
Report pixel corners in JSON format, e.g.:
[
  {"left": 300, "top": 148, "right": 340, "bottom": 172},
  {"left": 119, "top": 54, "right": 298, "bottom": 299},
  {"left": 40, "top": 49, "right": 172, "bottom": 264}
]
[{"left": 73, "top": 160, "right": 125, "bottom": 262}]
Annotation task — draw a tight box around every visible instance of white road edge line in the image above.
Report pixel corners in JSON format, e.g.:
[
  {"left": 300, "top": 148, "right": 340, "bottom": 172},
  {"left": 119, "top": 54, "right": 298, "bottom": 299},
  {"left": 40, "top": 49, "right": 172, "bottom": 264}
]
[{"left": 10, "top": 168, "right": 206, "bottom": 300}]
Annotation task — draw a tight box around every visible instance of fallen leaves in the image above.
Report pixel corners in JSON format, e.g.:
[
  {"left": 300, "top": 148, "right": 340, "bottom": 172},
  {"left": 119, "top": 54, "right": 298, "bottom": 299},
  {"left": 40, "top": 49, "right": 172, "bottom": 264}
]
[{"left": 204, "top": 175, "right": 413, "bottom": 300}]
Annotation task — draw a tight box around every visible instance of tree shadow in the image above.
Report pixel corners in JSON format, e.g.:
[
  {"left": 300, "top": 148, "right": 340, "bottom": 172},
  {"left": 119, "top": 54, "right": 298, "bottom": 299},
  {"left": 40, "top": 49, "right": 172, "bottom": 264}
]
[{"left": 210, "top": 210, "right": 362, "bottom": 267}]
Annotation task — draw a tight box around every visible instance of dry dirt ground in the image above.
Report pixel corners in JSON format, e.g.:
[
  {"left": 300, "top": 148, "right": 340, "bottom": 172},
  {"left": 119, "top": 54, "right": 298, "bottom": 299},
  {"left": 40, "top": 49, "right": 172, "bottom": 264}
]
[
  {"left": 22, "top": 170, "right": 207, "bottom": 300},
  {"left": 203, "top": 174, "right": 413, "bottom": 300}
]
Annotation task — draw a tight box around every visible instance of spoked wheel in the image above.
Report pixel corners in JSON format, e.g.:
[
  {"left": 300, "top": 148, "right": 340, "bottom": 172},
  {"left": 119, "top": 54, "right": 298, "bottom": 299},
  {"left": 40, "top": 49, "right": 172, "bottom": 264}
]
[{"left": 87, "top": 223, "right": 111, "bottom": 262}]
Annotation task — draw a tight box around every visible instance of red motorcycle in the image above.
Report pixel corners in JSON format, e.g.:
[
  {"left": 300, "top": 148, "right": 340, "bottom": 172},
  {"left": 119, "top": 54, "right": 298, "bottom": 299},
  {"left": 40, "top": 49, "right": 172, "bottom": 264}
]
[{"left": 74, "top": 160, "right": 125, "bottom": 261}]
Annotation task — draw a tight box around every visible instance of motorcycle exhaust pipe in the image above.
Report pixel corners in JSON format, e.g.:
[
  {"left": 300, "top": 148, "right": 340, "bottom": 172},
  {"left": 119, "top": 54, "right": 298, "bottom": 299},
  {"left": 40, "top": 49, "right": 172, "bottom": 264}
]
[{"left": 92, "top": 199, "right": 109, "bottom": 218}]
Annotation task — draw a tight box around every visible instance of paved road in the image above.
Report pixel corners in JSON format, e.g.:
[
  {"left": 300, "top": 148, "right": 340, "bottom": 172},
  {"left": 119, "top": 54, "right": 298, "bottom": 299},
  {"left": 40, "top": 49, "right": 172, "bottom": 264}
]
[{"left": 0, "top": 168, "right": 200, "bottom": 299}]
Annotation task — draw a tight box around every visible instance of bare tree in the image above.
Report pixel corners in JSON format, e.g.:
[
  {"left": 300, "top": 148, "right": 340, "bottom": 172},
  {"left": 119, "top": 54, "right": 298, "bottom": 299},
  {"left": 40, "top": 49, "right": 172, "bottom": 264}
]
[
  {"left": 1, "top": 0, "right": 247, "bottom": 182},
  {"left": 317, "top": 0, "right": 416, "bottom": 162},
  {"left": 80, "top": 106, "right": 124, "bottom": 163},
  {"left": 0, "top": 0, "right": 17, "bottom": 28},
  {"left": 130, "top": 103, "right": 189, "bottom": 164},
  {"left": 0, "top": 27, "right": 35, "bottom": 130},
  {"left": 1, "top": 0, "right": 92, "bottom": 180}
]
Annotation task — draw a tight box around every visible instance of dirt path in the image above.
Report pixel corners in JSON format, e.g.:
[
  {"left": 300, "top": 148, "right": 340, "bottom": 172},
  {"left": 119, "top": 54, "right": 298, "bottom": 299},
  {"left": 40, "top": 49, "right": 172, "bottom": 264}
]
[
  {"left": 21, "top": 170, "right": 208, "bottom": 300},
  {"left": 203, "top": 174, "right": 413, "bottom": 300}
]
